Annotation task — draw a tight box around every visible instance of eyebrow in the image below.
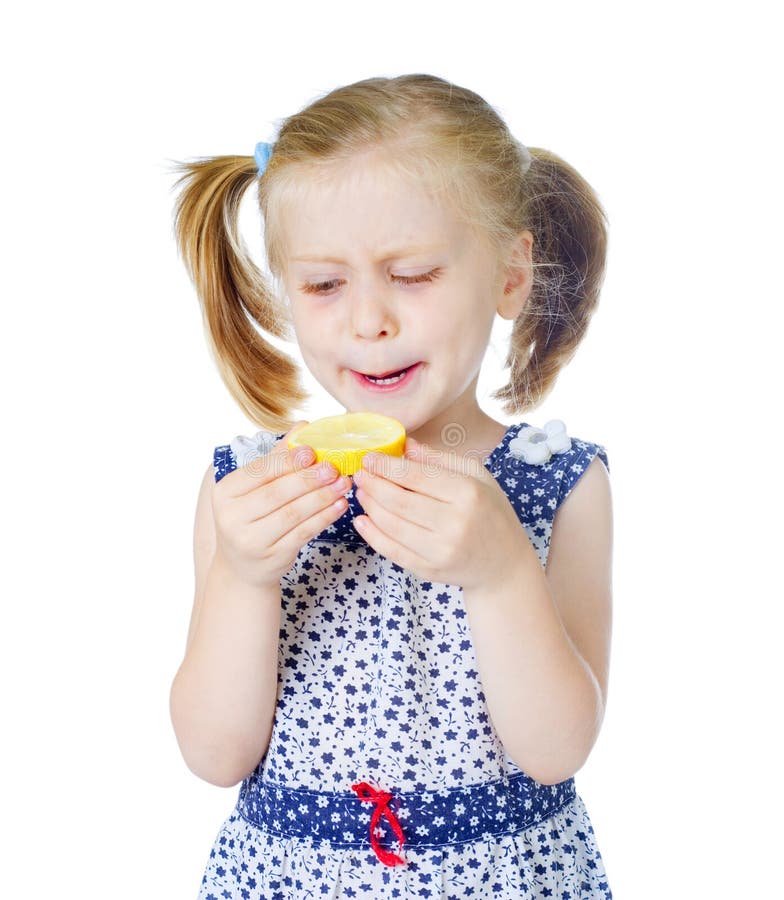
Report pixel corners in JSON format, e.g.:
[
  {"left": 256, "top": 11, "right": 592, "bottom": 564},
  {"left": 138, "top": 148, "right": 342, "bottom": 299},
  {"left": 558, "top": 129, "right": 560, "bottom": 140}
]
[{"left": 291, "top": 244, "right": 449, "bottom": 263}]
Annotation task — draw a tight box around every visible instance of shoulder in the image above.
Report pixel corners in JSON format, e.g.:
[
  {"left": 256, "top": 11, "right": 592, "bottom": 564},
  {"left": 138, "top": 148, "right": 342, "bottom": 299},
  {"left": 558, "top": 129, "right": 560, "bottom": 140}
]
[
  {"left": 500, "top": 419, "right": 610, "bottom": 513},
  {"left": 485, "top": 419, "right": 611, "bottom": 565},
  {"left": 549, "top": 450, "right": 612, "bottom": 551},
  {"left": 549, "top": 433, "right": 610, "bottom": 513},
  {"left": 213, "top": 428, "right": 284, "bottom": 483}
]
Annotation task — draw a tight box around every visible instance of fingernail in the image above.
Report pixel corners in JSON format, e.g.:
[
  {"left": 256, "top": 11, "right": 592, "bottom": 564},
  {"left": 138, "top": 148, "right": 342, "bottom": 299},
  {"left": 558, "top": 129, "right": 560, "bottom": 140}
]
[
  {"left": 331, "top": 476, "right": 349, "bottom": 492},
  {"left": 318, "top": 463, "right": 339, "bottom": 483}
]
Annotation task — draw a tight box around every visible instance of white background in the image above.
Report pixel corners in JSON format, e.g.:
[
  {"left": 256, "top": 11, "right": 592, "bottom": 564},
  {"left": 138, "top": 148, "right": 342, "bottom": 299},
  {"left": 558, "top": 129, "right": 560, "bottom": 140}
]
[{"left": 2, "top": 1, "right": 781, "bottom": 896}]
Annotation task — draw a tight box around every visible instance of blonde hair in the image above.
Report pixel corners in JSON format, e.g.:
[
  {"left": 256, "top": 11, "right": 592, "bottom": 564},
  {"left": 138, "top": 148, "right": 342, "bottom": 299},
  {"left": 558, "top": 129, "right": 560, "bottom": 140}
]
[{"left": 172, "top": 73, "right": 608, "bottom": 431}]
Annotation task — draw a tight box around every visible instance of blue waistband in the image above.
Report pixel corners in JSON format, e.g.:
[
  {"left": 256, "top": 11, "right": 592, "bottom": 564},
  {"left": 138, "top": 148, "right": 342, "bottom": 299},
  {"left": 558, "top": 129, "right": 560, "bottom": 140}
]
[{"left": 237, "top": 770, "right": 576, "bottom": 850}]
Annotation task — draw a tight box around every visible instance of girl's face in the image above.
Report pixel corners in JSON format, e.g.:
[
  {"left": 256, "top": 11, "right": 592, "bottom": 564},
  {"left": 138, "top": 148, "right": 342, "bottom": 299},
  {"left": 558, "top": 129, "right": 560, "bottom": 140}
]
[{"left": 278, "top": 153, "right": 528, "bottom": 451}]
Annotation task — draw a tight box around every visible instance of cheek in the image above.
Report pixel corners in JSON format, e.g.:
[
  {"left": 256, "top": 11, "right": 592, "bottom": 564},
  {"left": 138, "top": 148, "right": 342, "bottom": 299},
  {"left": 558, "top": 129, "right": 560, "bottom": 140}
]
[
  {"left": 289, "top": 300, "right": 308, "bottom": 333},
  {"left": 434, "top": 315, "right": 478, "bottom": 355},
  {"left": 291, "top": 304, "right": 323, "bottom": 348},
  {"left": 290, "top": 314, "right": 339, "bottom": 374},
  {"left": 436, "top": 312, "right": 494, "bottom": 370}
]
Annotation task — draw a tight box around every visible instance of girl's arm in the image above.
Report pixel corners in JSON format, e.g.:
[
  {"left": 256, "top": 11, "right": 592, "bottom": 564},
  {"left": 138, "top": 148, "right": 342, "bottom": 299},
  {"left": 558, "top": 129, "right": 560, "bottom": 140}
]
[
  {"left": 462, "top": 457, "right": 613, "bottom": 785},
  {"left": 169, "top": 464, "right": 280, "bottom": 787}
]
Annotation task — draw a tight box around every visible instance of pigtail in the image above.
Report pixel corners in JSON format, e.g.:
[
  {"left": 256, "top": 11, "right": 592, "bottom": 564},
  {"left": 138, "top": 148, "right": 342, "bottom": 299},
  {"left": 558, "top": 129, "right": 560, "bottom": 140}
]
[
  {"left": 491, "top": 148, "right": 608, "bottom": 413},
  {"left": 172, "top": 155, "right": 308, "bottom": 432}
]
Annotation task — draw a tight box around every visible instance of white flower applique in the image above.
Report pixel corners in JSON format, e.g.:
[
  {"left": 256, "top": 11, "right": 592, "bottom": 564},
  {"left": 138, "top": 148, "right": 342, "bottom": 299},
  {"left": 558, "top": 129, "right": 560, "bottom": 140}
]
[
  {"left": 230, "top": 429, "right": 278, "bottom": 468},
  {"left": 508, "top": 420, "right": 572, "bottom": 465}
]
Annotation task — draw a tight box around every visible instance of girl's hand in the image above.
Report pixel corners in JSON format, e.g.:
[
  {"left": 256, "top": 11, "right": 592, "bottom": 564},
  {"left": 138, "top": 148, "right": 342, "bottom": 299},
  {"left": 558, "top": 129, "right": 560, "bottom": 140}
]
[
  {"left": 212, "top": 422, "right": 351, "bottom": 591},
  {"left": 352, "top": 438, "right": 528, "bottom": 591}
]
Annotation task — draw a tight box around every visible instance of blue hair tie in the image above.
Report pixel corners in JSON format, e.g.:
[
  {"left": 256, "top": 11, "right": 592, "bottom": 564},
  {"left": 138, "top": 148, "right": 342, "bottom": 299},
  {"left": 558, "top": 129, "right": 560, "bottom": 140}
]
[{"left": 254, "top": 141, "right": 273, "bottom": 177}]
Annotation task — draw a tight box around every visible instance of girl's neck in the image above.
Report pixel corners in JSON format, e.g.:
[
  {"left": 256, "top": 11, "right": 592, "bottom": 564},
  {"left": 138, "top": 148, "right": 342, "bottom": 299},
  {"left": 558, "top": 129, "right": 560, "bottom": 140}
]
[{"left": 410, "top": 410, "right": 508, "bottom": 464}]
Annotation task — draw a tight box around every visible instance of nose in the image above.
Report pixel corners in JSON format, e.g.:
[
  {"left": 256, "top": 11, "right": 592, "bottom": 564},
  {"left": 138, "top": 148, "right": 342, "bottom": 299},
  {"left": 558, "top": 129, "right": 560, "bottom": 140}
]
[{"left": 349, "top": 282, "right": 399, "bottom": 340}]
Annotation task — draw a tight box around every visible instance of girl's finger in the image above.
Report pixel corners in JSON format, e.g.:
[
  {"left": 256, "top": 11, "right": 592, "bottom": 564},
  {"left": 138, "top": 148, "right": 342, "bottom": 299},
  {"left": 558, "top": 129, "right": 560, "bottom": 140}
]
[
  {"left": 219, "top": 422, "right": 313, "bottom": 497},
  {"left": 273, "top": 494, "right": 350, "bottom": 554},
  {"left": 352, "top": 512, "right": 428, "bottom": 574},
  {"left": 354, "top": 485, "right": 434, "bottom": 556},
  {"left": 362, "top": 445, "right": 485, "bottom": 501},
  {"left": 253, "top": 466, "right": 350, "bottom": 524},
  {"left": 354, "top": 469, "right": 440, "bottom": 532}
]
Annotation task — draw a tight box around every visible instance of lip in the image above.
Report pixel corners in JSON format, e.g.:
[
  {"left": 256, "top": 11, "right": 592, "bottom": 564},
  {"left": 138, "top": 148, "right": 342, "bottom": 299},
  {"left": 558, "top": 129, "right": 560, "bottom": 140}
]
[{"left": 351, "top": 362, "right": 422, "bottom": 392}]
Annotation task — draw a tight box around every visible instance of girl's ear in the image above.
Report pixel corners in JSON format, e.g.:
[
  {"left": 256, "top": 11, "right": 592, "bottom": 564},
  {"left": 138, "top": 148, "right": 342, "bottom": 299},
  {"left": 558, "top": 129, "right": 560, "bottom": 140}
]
[{"left": 497, "top": 230, "right": 534, "bottom": 320}]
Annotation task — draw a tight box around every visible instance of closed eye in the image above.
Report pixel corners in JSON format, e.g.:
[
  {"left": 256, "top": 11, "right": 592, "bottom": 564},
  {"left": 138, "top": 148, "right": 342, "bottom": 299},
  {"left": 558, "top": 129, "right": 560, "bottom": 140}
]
[{"left": 299, "top": 268, "right": 443, "bottom": 295}]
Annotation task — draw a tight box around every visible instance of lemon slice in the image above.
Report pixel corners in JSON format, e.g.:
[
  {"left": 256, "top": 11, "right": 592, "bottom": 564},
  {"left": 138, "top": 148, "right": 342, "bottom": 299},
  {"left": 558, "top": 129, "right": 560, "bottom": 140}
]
[{"left": 287, "top": 412, "right": 406, "bottom": 476}]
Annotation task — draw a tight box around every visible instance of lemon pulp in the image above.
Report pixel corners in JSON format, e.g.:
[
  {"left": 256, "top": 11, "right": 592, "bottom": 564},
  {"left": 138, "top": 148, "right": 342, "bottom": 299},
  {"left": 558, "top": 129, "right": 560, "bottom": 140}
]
[{"left": 287, "top": 413, "right": 406, "bottom": 476}]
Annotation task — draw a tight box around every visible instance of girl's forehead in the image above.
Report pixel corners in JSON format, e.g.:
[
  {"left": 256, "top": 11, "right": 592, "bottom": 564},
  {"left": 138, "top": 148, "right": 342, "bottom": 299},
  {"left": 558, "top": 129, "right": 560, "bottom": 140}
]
[
  {"left": 283, "top": 156, "right": 440, "bottom": 209},
  {"left": 277, "top": 158, "right": 469, "bottom": 260}
]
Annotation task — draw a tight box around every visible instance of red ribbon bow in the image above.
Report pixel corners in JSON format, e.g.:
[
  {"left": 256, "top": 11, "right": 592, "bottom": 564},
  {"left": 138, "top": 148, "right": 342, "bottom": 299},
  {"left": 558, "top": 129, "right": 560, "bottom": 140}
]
[{"left": 350, "top": 781, "right": 406, "bottom": 866}]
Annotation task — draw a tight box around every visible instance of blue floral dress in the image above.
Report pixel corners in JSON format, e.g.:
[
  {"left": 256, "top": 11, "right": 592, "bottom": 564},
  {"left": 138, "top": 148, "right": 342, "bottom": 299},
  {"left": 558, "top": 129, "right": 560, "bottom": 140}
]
[{"left": 198, "top": 421, "right": 612, "bottom": 899}]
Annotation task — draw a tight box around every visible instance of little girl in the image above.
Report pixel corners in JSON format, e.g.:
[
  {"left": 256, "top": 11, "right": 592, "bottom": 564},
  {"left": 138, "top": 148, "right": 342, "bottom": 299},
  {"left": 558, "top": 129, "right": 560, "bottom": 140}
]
[{"left": 170, "top": 73, "right": 613, "bottom": 899}]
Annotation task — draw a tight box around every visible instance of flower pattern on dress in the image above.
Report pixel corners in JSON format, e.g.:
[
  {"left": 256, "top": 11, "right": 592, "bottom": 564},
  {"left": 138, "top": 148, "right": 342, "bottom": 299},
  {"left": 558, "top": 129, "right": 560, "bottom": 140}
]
[
  {"left": 229, "top": 430, "right": 277, "bottom": 468},
  {"left": 508, "top": 419, "right": 572, "bottom": 465},
  {"left": 201, "top": 421, "right": 611, "bottom": 899}
]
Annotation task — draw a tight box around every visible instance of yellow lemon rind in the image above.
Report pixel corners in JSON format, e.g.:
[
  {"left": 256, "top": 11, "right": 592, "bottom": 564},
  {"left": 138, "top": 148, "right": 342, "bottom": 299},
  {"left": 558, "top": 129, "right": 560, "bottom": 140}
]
[{"left": 287, "top": 413, "right": 406, "bottom": 476}]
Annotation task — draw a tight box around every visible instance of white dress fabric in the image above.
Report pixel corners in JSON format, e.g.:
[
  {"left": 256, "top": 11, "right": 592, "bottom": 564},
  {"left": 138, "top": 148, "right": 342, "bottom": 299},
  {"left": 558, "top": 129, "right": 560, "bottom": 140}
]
[{"left": 198, "top": 421, "right": 613, "bottom": 899}]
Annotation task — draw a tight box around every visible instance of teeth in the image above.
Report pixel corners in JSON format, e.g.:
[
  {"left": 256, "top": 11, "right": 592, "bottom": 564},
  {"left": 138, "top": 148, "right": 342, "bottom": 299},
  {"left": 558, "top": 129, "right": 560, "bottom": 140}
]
[{"left": 366, "top": 370, "right": 407, "bottom": 385}]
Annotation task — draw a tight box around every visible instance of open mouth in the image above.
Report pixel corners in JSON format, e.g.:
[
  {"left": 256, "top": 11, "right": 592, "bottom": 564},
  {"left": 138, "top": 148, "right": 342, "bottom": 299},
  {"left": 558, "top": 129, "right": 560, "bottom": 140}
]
[
  {"left": 363, "top": 367, "right": 411, "bottom": 384},
  {"left": 352, "top": 362, "right": 422, "bottom": 390}
]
